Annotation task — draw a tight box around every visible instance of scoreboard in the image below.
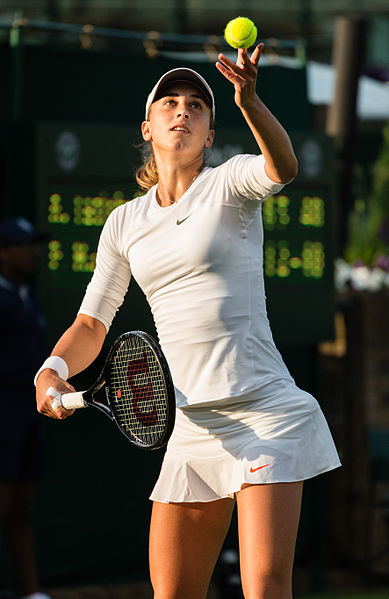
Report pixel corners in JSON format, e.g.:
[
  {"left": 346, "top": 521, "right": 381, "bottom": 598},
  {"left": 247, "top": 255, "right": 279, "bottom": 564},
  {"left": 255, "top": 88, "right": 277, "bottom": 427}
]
[
  {"left": 36, "top": 123, "right": 335, "bottom": 346},
  {"left": 263, "top": 193, "right": 326, "bottom": 281}
]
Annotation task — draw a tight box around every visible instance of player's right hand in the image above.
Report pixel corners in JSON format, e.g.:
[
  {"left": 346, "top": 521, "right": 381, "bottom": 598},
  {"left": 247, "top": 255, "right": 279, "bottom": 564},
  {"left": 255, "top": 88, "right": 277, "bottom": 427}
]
[{"left": 36, "top": 370, "right": 76, "bottom": 420}]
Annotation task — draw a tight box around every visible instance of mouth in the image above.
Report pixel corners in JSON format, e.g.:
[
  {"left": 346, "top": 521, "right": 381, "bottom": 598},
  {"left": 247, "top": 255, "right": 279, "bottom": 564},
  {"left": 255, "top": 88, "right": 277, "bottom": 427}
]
[{"left": 171, "top": 125, "right": 190, "bottom": 133}]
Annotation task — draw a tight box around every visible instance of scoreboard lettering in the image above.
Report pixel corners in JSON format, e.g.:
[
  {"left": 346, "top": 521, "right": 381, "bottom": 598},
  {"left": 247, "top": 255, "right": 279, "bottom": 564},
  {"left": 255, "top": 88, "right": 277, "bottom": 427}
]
[{"left": 47, "top": 190, "right": 127, "bottom": 274}]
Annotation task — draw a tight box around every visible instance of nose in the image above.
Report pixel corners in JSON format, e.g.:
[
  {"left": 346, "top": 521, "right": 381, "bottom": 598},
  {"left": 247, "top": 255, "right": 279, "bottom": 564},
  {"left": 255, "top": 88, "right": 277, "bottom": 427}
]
[
  {"left": 176, "top": 101, "right": 190, "bottom": 119},
  {"left": 176, "top": 110, "right": 189, "bottom": 120}
]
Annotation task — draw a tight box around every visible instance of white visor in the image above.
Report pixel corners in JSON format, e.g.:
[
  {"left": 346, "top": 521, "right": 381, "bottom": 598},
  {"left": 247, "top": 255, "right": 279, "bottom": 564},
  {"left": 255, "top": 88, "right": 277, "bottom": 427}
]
[{"left": 145, "top": 67, "right": 215, "bottom": 121}]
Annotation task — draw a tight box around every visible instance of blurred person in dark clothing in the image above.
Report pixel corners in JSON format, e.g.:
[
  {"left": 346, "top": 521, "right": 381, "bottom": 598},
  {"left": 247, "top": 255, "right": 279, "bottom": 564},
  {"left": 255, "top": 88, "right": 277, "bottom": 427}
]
[{"left": 0, "top": 218, "right": 51, "bottom": 599}]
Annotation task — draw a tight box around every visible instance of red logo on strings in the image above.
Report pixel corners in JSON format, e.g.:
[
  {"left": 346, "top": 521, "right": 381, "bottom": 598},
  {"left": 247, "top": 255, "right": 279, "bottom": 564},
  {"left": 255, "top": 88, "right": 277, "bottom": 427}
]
[{"left": 127, "top": 352, "right": 158, "bottom": 426}]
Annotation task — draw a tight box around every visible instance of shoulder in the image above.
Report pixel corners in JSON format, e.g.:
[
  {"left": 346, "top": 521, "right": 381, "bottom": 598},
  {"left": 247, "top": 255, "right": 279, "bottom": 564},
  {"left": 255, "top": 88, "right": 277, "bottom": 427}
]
[
  {"left": 204, "top": 154, "right": 264, "bottom": 182},
  {"left": 206, "top": 154, "right": 285, "bottom": 202},
  {"left": 98, "top": 189, "right": 153, "bottom": 252},
  {"left": 104, "top": 189, "right": 153, "bottom": 229},
  {"left": 223, "top": 153, "right": 265, "bottom": 174},
  {"left": 214, "top": 153, "right": 259, "bottom": 169},
  {"left": 197, "top": 154, "right": 257, "bottom": 185}
]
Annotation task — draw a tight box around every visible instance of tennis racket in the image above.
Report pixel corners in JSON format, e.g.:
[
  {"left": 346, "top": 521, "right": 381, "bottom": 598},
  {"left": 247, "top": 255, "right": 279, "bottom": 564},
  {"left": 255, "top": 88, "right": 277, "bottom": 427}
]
[{"left": 47, "top": 331, "right": 176, "bottom": 450}]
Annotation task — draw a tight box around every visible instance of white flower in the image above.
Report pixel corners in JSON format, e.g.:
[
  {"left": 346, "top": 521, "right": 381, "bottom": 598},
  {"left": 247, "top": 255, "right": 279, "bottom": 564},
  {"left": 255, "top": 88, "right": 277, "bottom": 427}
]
[
  {"left": 349, "top": 266, "right": 371, "bottom": 290},
  {"left": 335, "top": 258, "right": 389, "bottom": 291},
  {"left": 334, "top": 259, "right": 353, "bottom": 291},
  {"left": 349, "top": 266, "right": 386, "bottom": 291}
]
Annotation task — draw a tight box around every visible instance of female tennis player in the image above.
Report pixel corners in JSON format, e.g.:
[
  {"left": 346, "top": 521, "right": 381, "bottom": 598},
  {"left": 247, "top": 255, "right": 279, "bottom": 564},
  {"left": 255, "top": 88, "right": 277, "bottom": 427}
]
[{"left": 35, "top": 44, "right": 340, "bottom": 598}]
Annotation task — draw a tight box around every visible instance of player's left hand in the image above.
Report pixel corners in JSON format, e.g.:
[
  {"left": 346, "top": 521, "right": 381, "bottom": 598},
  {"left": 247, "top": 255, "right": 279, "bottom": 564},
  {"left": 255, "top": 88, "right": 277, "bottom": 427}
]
[{"left": 216, "top": 43, "right": 264, "bottom": 110}]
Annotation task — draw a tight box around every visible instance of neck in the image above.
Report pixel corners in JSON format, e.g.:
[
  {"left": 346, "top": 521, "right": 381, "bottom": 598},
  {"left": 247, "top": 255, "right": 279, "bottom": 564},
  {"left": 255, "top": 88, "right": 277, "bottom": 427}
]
[{"left": 155, "top": 157, "right": 205, "bottom": 207}]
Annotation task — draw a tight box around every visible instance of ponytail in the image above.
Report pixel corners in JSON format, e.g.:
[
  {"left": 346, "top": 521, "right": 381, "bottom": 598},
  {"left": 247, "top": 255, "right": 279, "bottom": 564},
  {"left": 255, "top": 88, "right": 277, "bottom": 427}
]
[{"left": 135, "top": 142, "right": 159, "bottom": 192}]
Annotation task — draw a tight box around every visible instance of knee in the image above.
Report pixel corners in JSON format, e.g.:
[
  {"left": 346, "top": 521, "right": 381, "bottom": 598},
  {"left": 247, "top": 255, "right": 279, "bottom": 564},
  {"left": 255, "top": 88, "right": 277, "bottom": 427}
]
[{"left": 242, "top": 567, "right": 292, "bottom": 599}]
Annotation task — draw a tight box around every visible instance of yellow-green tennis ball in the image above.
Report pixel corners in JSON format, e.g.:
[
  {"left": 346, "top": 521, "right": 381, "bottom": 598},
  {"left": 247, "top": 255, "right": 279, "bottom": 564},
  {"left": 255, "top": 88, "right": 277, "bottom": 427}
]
[{"left": 224, "top": 17, "right": 258, "bottom": 49}]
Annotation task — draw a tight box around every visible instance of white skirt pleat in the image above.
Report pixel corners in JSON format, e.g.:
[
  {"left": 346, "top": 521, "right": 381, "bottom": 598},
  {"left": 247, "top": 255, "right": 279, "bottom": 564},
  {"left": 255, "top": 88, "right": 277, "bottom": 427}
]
[{"left": 150, "top": 382, "right": 341, "bottom": 503}]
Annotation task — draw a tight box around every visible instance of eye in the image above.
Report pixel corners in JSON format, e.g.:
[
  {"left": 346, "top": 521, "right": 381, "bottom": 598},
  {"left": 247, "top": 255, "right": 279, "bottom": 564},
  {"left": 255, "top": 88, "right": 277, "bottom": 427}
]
[{"left": 190, "top": 101, "right": 202, "bottom": 110}]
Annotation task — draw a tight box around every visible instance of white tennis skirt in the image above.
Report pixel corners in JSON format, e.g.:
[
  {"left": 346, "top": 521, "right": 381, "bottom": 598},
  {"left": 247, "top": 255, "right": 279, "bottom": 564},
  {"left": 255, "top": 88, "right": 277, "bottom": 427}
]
[{"left": 150, "top": 381, "right": 341, "bottom": 503}]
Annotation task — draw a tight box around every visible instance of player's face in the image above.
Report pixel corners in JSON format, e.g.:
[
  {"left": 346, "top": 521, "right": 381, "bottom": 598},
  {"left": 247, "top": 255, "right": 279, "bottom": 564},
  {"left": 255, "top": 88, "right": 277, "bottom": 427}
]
[{"left": 141, "top": 82, "right": 214, "bottom": 161}]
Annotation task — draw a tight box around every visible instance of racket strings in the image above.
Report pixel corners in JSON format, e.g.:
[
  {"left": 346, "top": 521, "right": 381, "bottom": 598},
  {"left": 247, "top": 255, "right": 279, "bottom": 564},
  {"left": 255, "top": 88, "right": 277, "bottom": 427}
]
[{"left": 108, "top": 336, "right": 168, "bottom": 446}]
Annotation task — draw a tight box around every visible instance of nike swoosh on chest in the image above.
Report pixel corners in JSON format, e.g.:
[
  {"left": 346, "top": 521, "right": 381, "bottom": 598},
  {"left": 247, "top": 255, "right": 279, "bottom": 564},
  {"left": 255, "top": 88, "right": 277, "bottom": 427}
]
[{"left": 176, "top": 213, "right": 193, "bottom": 225}]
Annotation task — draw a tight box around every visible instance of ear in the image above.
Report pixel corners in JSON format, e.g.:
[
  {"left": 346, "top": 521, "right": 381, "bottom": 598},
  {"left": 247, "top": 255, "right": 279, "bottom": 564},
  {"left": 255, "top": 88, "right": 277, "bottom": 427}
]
[
  {"left": 204, "top": 129, "right": 215, "bottom": 149},
  {"left": 141, "top": 120, "right": 152, "bottom": 142}
]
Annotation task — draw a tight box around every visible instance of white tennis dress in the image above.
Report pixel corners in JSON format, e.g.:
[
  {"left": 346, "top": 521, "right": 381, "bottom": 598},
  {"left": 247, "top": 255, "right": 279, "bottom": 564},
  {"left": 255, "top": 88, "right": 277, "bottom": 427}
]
[{"left": 79, "top": 154, "right": 341, "bottom": 502}]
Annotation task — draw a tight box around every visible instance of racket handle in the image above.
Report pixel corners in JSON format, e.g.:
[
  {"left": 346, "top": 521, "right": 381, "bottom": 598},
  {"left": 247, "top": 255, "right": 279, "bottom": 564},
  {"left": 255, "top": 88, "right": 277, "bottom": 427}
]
[
  {"left": 61, "top": 391, "right": 87, "bottom": 410},
  {"left": 47, "top": 387, "right": 86, "bottom": 411}
]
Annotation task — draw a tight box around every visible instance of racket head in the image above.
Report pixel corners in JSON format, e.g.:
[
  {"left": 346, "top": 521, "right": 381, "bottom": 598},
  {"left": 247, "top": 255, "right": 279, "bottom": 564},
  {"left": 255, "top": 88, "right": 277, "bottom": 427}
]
[{"left": 103, "top": 331, "right": 176, "bottom": 449}]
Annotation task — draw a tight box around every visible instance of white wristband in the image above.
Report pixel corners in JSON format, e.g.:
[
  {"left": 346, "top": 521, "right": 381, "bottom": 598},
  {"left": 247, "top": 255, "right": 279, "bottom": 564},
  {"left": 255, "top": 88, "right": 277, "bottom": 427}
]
[{"left": 34, "top": 356, "right": 69, "bottom": 387}]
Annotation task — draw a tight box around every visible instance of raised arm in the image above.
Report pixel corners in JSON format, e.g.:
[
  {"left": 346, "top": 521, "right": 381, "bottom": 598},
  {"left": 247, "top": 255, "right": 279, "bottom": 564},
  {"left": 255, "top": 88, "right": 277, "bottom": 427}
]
[
  {"left": 35, "top": 314, "right": 106, "bottom": 420},
  {"left": 216, "top": 45, "right": 298, "bottom": 184}
]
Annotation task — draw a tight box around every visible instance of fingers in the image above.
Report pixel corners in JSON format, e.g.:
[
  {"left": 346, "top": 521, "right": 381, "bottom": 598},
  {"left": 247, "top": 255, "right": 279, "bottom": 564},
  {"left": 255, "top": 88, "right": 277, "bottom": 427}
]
[
  {"left": 236, "top": 48, "right": 248, "bottom": 69},
  {"left": 215, "top": 59, "right": 244, "bottom": 85},
  {"left": 216, "top": 43, "right": 264, "bottom": 111},
  {"left": 250, "top": 43, "right": 264, "bottom": 67},
  {"left": 44, "top": 387, "right": 64, "bottom": 419},
  {"left": 217, "top": 53, "right": 245, "bottom": 78},
  {"left": 45, "top": 386, "right": 75, "bottom": 420},
  {"left": 36, "top": 372, "right": 76, "bottom": 420},
  {"left": 217, "top": 43, "right": 264, "bottom": 74},
  {"left": 216, "top": 47, "right": 262, "bottom": 90},
  {"left": 48, "top": 387, "right": 62, "bottom": 411}
]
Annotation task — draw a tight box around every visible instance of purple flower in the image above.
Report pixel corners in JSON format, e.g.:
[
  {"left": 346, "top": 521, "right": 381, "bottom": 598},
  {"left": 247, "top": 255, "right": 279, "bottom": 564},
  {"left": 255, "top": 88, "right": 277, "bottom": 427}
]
[{"left": 374, "top": 254, "right": 389, "bottom": 272}]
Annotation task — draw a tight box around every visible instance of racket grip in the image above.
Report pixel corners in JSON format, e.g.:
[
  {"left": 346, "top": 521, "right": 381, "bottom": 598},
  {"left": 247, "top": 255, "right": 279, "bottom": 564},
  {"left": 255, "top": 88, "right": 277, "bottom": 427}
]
[{"left": 61, "top": 391, "right": 87, "bottom": 410}]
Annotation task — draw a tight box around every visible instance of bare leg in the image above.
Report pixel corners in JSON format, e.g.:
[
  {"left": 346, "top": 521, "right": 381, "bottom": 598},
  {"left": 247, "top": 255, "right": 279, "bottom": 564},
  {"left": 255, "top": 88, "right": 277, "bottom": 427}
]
[
  {"left": 237, "top": 482, "right": 303, "bottom": 599},
  {"left": 0, "top": 481, "right": 40, "bottom": 596},
  {"left": 149, "top": 498, "right": 235, "bottom": 599}
]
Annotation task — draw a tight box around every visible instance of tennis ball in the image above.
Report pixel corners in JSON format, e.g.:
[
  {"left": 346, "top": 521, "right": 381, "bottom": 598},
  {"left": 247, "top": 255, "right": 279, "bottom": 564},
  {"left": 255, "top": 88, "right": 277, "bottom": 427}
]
[{"left": 224, "top": 17, "right": 258, "bottom": 49}]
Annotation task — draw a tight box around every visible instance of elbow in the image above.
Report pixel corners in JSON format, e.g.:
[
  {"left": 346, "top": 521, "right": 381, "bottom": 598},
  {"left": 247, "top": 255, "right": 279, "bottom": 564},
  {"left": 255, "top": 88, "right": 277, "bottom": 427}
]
[
  {"left": 279, "top": 156, "right": 298, "bottom": 184},
  {"left": 290, "top": 156, "right": 299, "bottom": 180},
  {"left": 75, "top": 314, "right": 108, "bottom": 338},
  {"left": 264, "top": 155, "right": 298, "bottom": 184}
]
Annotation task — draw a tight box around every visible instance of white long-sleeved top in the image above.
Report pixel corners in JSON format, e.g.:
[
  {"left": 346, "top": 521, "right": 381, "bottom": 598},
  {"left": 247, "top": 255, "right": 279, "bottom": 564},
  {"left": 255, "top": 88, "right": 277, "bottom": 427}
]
[{"left": 79, "top": 154, "right": 295, "bottom": 407}]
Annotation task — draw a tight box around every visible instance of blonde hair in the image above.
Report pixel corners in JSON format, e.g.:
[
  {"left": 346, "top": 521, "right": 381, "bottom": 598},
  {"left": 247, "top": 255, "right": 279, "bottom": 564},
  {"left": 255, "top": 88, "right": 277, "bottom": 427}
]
[{"left": 135, "top": 142, "right": 158, "bottom": 193}]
